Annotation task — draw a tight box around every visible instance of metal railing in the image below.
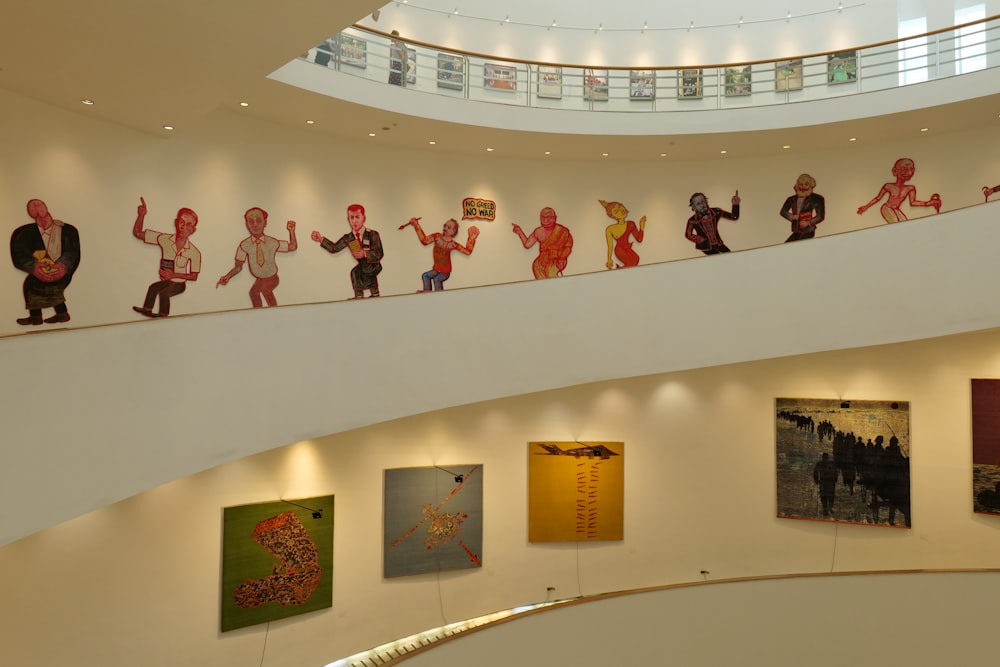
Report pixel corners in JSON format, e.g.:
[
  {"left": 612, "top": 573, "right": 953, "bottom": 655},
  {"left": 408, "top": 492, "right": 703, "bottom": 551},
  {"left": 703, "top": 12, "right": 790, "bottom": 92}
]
[{"left": 303, "top": 16, "right": 999, "bottom": 113}]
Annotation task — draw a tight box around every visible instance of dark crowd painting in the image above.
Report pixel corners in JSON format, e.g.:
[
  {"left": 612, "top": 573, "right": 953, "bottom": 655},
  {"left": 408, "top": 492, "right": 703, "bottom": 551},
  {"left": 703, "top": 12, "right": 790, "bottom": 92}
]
[
  {"left": 972, "top": 379, "right": 1000, "bottom": 515},
  {"left": 221, "top": 495, "right": 334, "bottom": 632},
  {"left": 776, "top": 398, "right": 911, "bottom": 528},
  {"left": 383, "top": 465, "right": 483, "bottom": 578}
]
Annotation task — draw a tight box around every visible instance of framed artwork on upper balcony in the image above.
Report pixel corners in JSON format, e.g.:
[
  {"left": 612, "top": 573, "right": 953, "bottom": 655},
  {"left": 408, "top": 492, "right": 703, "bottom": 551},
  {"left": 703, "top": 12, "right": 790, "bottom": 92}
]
[
  {"left": 629, "top": 70, "right": 655, "bottom": 100},
  {"left": 775, "top": 59, "right": 803, "bottom": 91},
  {"left": 437, "top": 53, "right": 464, "bottom": 90},
  {"left": 677, "top": 69, "right": 703, "bottom": 99},
  {"left": 338, "top": 34, "right": 366, "bottom": 68},
  {"left": 827, "top": 51, "right": 857, "bottom": 84},
  {"left": 484, "top": 62, "right": 517, "bottom": 91},
  {"left": 537, "top": 65, "right": 563, "bottom": 99},
  {"left": 584, "top": 68, "right": 609, "bottom": 101},
  {"left": 724, "top": 65, "right": 752, "bottom": 96}
]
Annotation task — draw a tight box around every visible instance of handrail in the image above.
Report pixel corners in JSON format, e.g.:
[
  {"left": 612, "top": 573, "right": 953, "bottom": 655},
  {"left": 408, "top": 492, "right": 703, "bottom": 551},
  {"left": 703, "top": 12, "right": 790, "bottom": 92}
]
[
  {"left": 300, "top": 16, "right": 999, "bottom": 113},
  {"left": 323, "top": 568, "right": 1000, "bottom": 667},
  {"left": 355, "top": 14, "right": 1000, "bottom": 70}
]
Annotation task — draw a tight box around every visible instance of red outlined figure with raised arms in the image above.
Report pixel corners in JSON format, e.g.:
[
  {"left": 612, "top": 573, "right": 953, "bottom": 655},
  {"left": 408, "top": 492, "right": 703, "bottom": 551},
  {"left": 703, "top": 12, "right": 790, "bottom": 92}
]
[
  {"left": 599, "top": 199, "right": 646, "bottom": 268},
  {"left": 131, "top": 197, "right": 201, "bottom": 318},
  {"left": 10, "top": 198, "right": 81, "bottom": 326},
  {"left": 857, "top": 158, "right": 941, "bottom": 223},
  {"left": 511, "top": 206, "right": 573, "bottom": 278},
  {"left": 399, "top": 216, "right": 479, "bottom": 291},
  {"left": 685, "top": 191, "right": 741, "bottom": 255},
  {"left": 778, "top": 174, "right": 826, "bottom": 242},
  {"left": 984, "top": 184, "right": 1000, "bottom": 202},
  {"left": 217, "top": 207, "right": 297, "bottom": 307}
]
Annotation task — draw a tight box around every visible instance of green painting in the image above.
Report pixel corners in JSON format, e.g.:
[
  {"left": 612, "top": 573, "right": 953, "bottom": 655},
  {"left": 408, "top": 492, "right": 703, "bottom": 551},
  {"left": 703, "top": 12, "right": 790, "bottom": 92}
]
[{"left": 221, "top": 495, "right": 334, "bottom": 632}]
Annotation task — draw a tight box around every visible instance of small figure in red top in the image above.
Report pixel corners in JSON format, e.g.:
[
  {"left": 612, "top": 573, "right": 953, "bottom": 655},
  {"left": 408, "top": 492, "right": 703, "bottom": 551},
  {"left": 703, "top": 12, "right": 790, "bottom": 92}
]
[{"left": 400, "top": 217, "right": 479, "bottom": 291}]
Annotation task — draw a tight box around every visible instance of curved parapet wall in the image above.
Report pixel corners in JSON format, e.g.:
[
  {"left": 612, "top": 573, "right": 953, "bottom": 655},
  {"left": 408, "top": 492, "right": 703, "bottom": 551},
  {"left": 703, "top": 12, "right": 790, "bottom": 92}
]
[
  {"left": 394, "top": 571, "right": 1000, "bottom": 667},
  {"left": 3, "top": 203, "right": 1000, "bottom": 546}
]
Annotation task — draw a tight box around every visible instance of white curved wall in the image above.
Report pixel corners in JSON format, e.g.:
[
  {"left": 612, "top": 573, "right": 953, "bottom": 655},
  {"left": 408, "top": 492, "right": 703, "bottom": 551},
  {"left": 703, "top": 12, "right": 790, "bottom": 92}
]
[{"left": 3, "top": 82, "right": 1000, "bottom": 546}]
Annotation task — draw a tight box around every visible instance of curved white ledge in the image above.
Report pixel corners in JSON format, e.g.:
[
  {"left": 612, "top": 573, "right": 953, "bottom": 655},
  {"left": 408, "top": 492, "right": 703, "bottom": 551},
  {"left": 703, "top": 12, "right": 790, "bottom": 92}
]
[
  {"left": 395, "top": 571, "right": 1000, "bottom": 667},
  {"left": 2, "top": 204, "right": 1000, "bottom": 546}
]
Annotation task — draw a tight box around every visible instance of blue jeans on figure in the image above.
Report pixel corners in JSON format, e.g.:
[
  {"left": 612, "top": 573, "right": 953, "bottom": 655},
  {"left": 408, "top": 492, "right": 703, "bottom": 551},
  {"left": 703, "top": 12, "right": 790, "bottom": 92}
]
[{"left": 422, "top": 270, "right": 450, "bottom": 291}]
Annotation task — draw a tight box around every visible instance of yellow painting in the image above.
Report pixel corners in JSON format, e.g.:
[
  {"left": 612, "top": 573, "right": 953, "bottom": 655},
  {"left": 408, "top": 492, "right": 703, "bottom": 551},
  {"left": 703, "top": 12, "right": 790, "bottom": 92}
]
[{"left": 528, "top": 442, "right": 624, "bottom": 542}]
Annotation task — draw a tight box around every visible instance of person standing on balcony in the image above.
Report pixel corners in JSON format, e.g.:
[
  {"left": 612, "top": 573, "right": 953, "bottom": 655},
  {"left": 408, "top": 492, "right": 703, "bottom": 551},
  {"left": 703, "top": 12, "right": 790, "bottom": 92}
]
[{"left": 388, "top": 30, "right": 407, "bottom": 86}]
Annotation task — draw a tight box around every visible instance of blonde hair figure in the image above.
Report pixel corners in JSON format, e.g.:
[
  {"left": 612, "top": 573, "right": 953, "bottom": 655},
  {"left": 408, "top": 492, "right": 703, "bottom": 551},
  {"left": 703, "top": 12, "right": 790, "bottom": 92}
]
[{"left": 599, "top": 199, "right": 646, "bottom": 269}]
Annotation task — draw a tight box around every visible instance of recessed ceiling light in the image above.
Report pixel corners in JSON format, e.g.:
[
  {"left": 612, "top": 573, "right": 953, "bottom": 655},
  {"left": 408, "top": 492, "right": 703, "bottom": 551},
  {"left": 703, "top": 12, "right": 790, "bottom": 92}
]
[
  {"left": 428, "top": 140, "right": 436, "bottom": 145},
  {"left": 306, "top": 119, "right": 315, "bottom": 124},
  {"left": 920, "top": 127, "right": 929, "bottom": 132},
  {"left": 81, "top": 99, "right": 94, "bottom": 105},
  {"left": 660, "top": 153, "right": 667, "bottom": 157},
  {"left": 782, "top": 145, "right": 791, "bottom": 149},
  {"left": 486, "top": 147, "right": 494, "bottom": 152},
  {"left": 369, "top": 133, "right": 376, "bottom": 137},
  {"left": 849, "top": 137, "right": 857, "bottom": 141},
  {"left": 602, "top": 153, "right": 609, "bottom": 157},
  {"left": 239, "top": 101, "right": 249, "bottom": 107},
  {"left": 544, "top": 151, "right": 551, "bottom": 155},
  {"left": 162, "top": 125, "right": 174, "bottom": 131},
  {"left": 720, "top": 150, "right": 727, "bottom": 154}
]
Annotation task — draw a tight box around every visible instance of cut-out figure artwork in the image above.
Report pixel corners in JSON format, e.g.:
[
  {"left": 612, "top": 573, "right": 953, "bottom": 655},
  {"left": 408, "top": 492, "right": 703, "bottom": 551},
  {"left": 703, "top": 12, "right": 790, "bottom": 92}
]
[
  {"left": 599, "top": 199, "right": 646, "bottom": 268},
  {"left": 511, "top": 206, "right": 574, "bottom": 278},
  {"left": 10, "top": 198, "right": 81, "bottom": 326},
  {"left": 857, "top": 158, "right": 941, "bottom": 222},
  {"left": 311, "top": 203, "right": 383, "bottom": 299},
  {"left": 131, "top": 197, "right": 201, "bottom": 318},
  {"left": 778, "top": 174, "right": 826, "bottom": 242},
  {"left": 983, "top": 184, "right": 1000, "bottom": 202},
  {"left": 399, "top": 216, "right": 479, "bottom": 291},
  {"left": 217, "top": 208, "right": 298, "bottom": 307},
  {"left": 685, "top": 191, "right": 741, "bottom": 254}
]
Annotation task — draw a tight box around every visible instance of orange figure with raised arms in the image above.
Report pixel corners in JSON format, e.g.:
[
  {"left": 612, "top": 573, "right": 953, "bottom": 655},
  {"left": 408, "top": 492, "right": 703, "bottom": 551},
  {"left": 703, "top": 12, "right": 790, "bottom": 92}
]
[
  {"left": 599, "top": 199, "right": 645, "bottom": 269},
  {"left": 511, "top": 207, "right": 573, "bottom": 279},
  {"left": 857, "top": 158, "right": 941, "bottom": 223}
]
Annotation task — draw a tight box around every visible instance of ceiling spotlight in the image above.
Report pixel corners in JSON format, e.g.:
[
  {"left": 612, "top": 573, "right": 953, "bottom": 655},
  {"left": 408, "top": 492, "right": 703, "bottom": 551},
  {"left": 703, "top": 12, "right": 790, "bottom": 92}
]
[
  {"left": 162, "top": 125, "right": 174, "bottom": 131},
  {"left": 239, "top": 101, "right": 249, "bottom": 107},
  {"left": 838, "top": 2, "right": 843, "bottom": 12},
  {"left": 368, "top": 132, "right": 376, "bottom": 137},
  {"left": 738, "top": 16, "right": 743, "bottom": 28},
  {"left": 920, "top": 127, "right": 929, "bottom": 132},
  {"left": 720, "top": 149, "right": 727, "bottom": 154},
  {"left": 786, "top": 11, "right": 792, "bottom": 22},
  {"left": 544, "top": 151, "right": 551, "bottom": 155},
  {"left": 371, "top": 9, "right": 380, "bottom": 21},
  {"left": 660, "top": 153, "right": 667, "bottom": 157},
  {"left": 848, "top": 137, "right": 857, "bottom": 141},
  {"left": 452, "top": 7, "right": 458, "bottom": 15},
  {"left": 602, "top": 152, "right": 609, "bottom": 157},
  {"left": 81, "top": 98, "right": 94, "bottom": 105},
  {"left": 688, "top": 20, "right": 694, "bottom": 31},
  {"left": 782, "top": 145, "right": 791, "bottom": 149},
  {"left": 428, "top": 140, "right": 436, "bottom": 144},
  {"left": 306, "top": 119, "right": 315, "bottom": 124},
  {"left": 642, "top": 21, "right": 647, "bottom": 34},
  {"left": 486, "top": 147, "right": 495, "bottom": 152}
]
